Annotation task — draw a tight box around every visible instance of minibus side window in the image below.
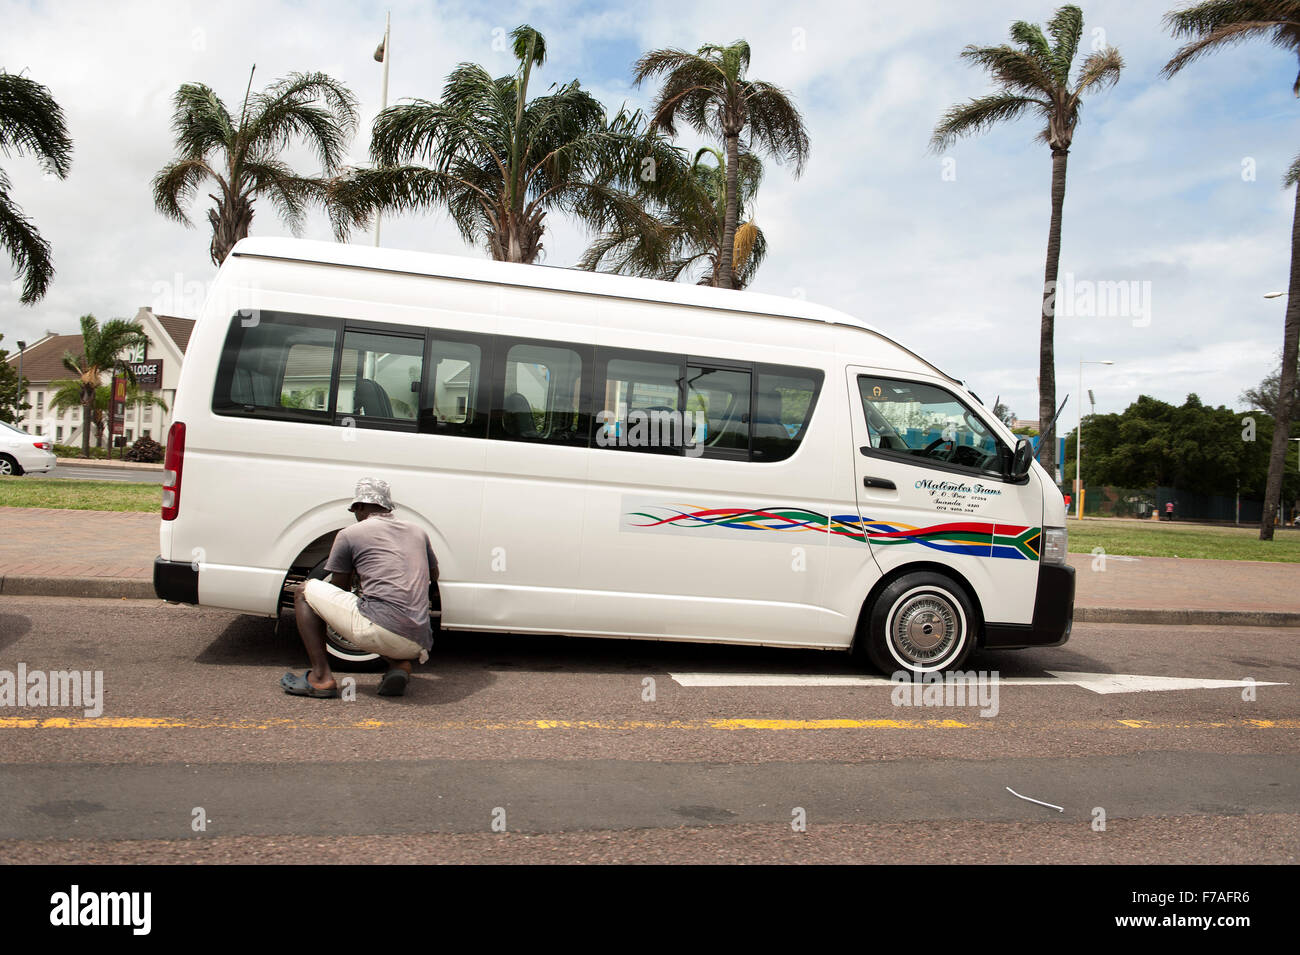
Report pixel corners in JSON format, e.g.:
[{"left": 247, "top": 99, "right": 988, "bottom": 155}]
[
  {"left": 595, "top": 351, "right": 687, "bottom": 455},
  {"left": 492, "top": 340, "right": 591, "bottom": 446},
  {"left": 212, "top": 312, "right": 339, "bottom": 422},
  {"left": 420, "top": 337, "right": 487, "bottom": 438},
  {"left": 752, "top": 366, "right": 822, "bottom": 462},
  {"left": 336, "top": 329, "right": 424, "bottom": 424},
  {"left": 686, "top": 365, "right": 750, "bottom": 457},
  {"left": 858, "top": 376, "right": 1010, "bottom": 477}
]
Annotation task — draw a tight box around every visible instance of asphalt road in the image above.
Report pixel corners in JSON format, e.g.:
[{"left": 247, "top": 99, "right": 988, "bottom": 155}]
[
  {"left": 0, "top": 596, "right": 1296, "bottom": 863},
  {"left": 42, "top": 464, "right": 164, "bottom": 483}
]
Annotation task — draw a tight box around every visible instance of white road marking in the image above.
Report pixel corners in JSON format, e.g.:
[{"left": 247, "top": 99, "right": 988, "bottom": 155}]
[{"left": 669, "top": 672, "right": 1288, "bottom": 695}]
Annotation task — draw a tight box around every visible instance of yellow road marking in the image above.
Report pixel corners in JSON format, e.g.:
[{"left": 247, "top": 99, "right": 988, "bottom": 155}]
[{"left": 0, "top": 716, "right": 1297, "bottom": 731}]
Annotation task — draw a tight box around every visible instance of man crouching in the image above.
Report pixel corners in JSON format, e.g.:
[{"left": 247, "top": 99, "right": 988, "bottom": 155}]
[{"left": 282, "top": 477, "right": 438, "bottom": 699}]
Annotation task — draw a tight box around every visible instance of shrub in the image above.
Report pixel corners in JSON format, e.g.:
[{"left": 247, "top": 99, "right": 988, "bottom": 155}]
[
  {"left": 124, "top": 436, "right": 164, "bottom": 463},
  {"left": 53, "top": 443, "right": 107, "bottom": 459}
]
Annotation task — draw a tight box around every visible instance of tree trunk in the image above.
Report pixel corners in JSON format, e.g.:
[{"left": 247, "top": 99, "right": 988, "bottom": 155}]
[
  {"left": 1038, "top": 147, "right": 1069, "bottom": 484},
  {"left": 717, "top": 132, "right": 740, "bottom": 290},
  {"left": 81, "top": 385, "right": 93, "bottom": 458},
  {"left": 1259, "top": 181, "right": 1300, "bottom": 540},
  {"left": 210, "top": 194, "right": 255, "bottom": 266}
]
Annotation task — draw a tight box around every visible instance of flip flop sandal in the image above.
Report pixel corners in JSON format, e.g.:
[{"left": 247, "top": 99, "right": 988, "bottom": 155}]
[
  {"left": 377, "top": 668, "right": 409, "bottom": 697},
  {"left": 281, "top": 670, "right": 339, "bottom": 698}
]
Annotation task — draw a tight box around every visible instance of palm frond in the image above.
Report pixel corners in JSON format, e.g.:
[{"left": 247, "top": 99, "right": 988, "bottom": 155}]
[
  {"left": 0, "top": 71, "right": 73, "bottom": 176},
  {"left": 930, "top": 93, "right": 1046, "bottom": 151},
  {"left": 959, "top": 44, "right": 1057, "bottom": 96},
  {"left": 0, "top": 170, "right": 55, "bottom": 304},
  {"left": 151, "top": 158, "right": 215, "bottom": 225},
  {"left": 1162, "top": 1, "right": 1300, "bottom": 82},
  {"left": 167, "top": 83, "right": 235, "bottom": 160},
  {"left": 242, "top": 72, "right": 358, "bottom": 174},
  {"left": 1045, "top": 4, "right": 1085, "bottom": 86},
  {"left": 1285, "top": 150, "right": 1300, "bottom": 187}
]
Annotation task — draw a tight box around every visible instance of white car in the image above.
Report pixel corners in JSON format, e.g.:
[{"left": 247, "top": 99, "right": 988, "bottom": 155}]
[{"left": 0, "top": 420, "right": 56, "bottom": 476}]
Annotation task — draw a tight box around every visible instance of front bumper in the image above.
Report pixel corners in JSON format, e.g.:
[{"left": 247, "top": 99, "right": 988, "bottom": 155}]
[
  {"left": 154, "top": 556, "right": 199, "bottom": 605},
  {"left": 982, "top": 563, "right": 1075, "bottom": 649}
]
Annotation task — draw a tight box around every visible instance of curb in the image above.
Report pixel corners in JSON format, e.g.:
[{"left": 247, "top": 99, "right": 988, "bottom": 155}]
[
  {"left": 1075, "top": 606, "right": 1300, "bottom": 627},
  {"left": 0, "top": 576, "right": 156, "bottom": 600},
  {"left": 1, "top": 576, "right": 1298, "bottom": 627},
  {"left": 53, "top": 458, "right": 164, "bottom": 471}
]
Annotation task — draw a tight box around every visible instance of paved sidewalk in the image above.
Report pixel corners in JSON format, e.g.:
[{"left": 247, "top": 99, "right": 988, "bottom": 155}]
[{"left": 0, "top": 506, "right": 1296, "bottom": 624}]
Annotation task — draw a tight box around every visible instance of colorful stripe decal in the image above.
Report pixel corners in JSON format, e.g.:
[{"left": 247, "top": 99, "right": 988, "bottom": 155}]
[{"left": 626, "top": 505, "right": 1040, "bottom": 561}]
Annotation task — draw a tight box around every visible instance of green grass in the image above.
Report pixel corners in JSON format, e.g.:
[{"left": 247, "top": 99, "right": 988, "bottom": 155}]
[
  {"left": 0, "top": 478, "right": 159, "bottom": 512},
  {"left": 1067, "top": 517, "right": 1300, "bottom": 563}
]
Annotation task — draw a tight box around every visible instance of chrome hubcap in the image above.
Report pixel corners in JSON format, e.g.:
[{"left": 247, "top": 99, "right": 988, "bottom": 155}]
[{"left": 892, "top": 593, "right": 959, "bottom": 665}]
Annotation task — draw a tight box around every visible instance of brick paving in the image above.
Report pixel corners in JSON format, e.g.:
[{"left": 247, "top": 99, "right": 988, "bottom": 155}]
[
  {"left": 0, "top": 506, "right": 1296, "bottom": 613},
  {"left": 0, "top": 507, "right": 156, "bottom": 580}
]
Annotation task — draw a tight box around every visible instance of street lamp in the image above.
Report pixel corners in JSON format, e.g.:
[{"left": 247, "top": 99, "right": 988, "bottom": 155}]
[
  {"left": 15, "top": 340, "right": 26, "bottom": 431},
  {"left": 1077, "top": 359, "right": 1114, "bottom": 519}
]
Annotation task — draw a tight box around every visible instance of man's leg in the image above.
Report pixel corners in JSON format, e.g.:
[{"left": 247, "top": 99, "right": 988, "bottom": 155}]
[{"left": 293, "top": 585, "right": 337, "bottom": 691}]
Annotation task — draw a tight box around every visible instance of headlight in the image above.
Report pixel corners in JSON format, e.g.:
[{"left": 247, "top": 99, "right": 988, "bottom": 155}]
[{"left": 1042, "top": 526, "right": 1068, "bottom": 565}]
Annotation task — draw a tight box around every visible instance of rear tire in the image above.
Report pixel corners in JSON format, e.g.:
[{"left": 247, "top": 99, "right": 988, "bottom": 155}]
[
  {"left": 861, "top": 571, "right": 977, "bottom": 675},
  {"left": 0, "top": 455, "right": 22, "bottom": 476}
]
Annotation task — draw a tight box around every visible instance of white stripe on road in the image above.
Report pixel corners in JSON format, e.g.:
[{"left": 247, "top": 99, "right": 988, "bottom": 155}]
[{"left": 669, "top": 672, "right": 1287, "bottom": 695}]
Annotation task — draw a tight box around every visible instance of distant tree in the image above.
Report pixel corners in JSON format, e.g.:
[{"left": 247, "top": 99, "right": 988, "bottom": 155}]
[
  {"left": 1240, "top": 352, "right": 1300, "bottom": 419},
  {"left": 581, "top": 146, "right": 768, "bottom": 287},
  {"left": 993, "top": 401, "right": 1017, "bottom": 426},
  {"left": 633, "top": 39, "right": 810, "bottom": 289},
  {"left": 0, "top": 334, "right": 31, "bottom": 424},
  {"left": 1063, "top": 393, "right": 1290, "bottom": 504},
  {"left": 153, "top": 70, "right": 358, "bottom": 265},
  {"left": 330, "top": 26, "right": 683, "bottom": 265},
  {"left": 932, "top": 5, "right": 1122, "bottom": 483},
  {"left": 0, "top": 70, "right": 73, "bottom": 303},
  {"left": 53, "top": 315, "right": 148, "bottom": 457}
]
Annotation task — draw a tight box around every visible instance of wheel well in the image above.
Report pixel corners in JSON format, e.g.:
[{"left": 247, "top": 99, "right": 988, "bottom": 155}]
[
  {"left": 0, "top": 452, "right": 22, "bottom": 474},
  {"left": 279, "top": 530, "right": 443, "bottom": 618},
  {"left": 853, "top": 562, "right": 986, "bottom": 652}
]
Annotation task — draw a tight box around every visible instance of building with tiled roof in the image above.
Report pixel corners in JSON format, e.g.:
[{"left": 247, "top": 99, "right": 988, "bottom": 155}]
[{"left": 4, "top": 307, "right": 196, "bottom": 449}]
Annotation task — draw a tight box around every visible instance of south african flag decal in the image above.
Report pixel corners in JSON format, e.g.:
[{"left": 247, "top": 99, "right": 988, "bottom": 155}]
[{"left": 626, "top": 504, "right": 1041, "bottom": 561}]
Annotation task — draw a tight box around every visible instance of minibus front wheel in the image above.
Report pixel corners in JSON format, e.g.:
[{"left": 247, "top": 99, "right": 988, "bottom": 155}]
[{"left": 862, "top": 571, "right": 977, "bottom": 675}]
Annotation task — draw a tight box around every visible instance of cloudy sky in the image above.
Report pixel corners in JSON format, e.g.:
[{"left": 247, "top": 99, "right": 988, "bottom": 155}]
[{"left": 1, "top": 0, "right": 1296, "bottom": 423}]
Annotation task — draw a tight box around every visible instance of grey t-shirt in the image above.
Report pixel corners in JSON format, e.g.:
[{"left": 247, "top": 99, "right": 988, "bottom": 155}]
[{"left": 325, "top": 513, "right": 438, "bottom": 650}]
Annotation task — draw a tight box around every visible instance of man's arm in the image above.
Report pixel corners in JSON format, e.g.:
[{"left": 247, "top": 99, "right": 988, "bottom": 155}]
[{"left": 324, "top": 528, "right": 356, "bottom": 591}]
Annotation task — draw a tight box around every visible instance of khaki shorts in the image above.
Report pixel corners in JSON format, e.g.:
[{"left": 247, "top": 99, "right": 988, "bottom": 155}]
[{"left": 303, "top": 579, "right": 429, "bottom": 663}]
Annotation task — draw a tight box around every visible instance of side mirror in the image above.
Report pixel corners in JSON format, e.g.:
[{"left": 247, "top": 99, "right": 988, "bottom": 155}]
[{"left": 1010, "top": 437, "right": 1034, "bottom": 480}]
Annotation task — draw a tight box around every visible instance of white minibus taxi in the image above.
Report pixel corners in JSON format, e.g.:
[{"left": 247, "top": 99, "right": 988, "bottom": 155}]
[{"left": 154, "top": 237, "right": 1073, "bottom": 673}]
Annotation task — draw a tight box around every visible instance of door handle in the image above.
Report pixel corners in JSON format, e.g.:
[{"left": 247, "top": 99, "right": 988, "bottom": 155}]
[{"left": 863, "top": 476, "right": 896, "bottom": 490}]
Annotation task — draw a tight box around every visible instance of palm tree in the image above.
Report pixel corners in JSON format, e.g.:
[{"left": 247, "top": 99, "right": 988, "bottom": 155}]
[
  {"left": 931, "top": 5, "right": 1122, "bottom": 483},
  {"left": 55, "top": 314, "right": 148, "bottom": 458},
  {"left": 329, "top": 25, "right": 683, "bottom": 265},
  {"left": 153, "top": 70, "right": 358, "bottom": 265},
  {"left": 0, "top": 70, "right": 72, "bottom": 303},
  {"left": 580, "top": 146, "right": 768, "bottom": 288},
  {"left": 1164, "top": 1, "right": 1300, "bottom": 540},
  {"left": 633, "top": 40, "right": 809, "bottom": 290}
]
